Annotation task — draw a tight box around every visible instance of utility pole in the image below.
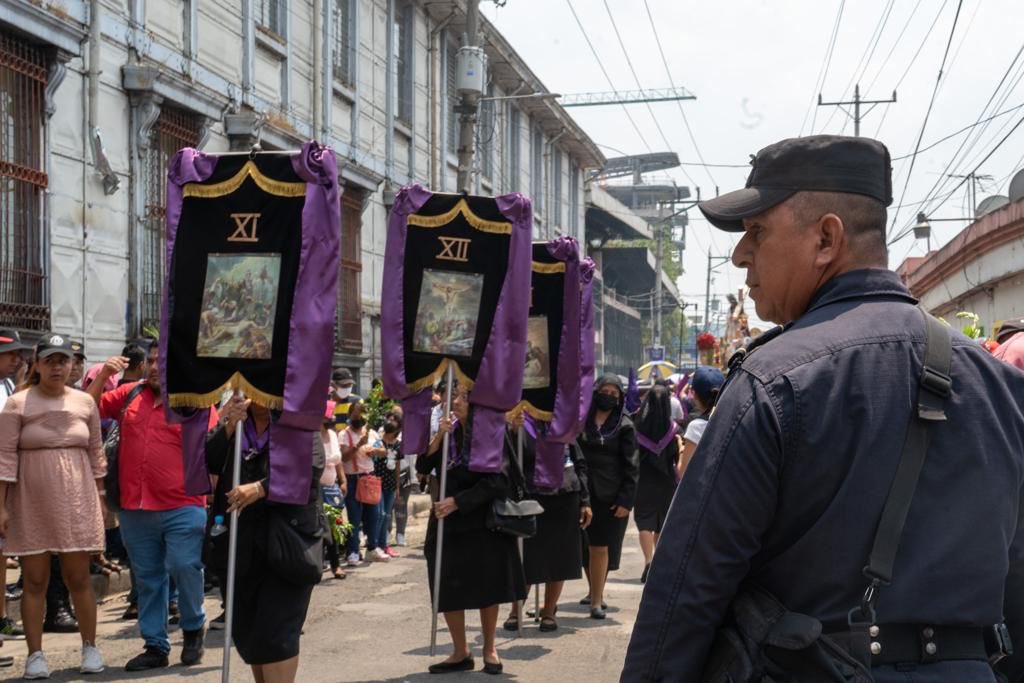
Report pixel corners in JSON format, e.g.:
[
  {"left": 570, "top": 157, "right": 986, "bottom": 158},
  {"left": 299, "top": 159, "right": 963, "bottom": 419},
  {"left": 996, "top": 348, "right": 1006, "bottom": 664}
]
[
  {"left": 817, "top": 84, "right": 897, "bottom": 136},
  {"left": 653, "top": 203, "right": 664, "bottom": 349},
  {"left": 704, "top": 254, "right": 730, "bottom": 333},
  {"left": 455, "top": 2, "right": 482, "bottom": 192}
]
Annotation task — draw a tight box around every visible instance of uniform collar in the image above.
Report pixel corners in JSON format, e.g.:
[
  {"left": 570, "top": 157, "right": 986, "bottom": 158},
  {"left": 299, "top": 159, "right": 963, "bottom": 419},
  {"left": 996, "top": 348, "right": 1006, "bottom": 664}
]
[{"left": 804, "top": 268, "right": 916, "bottom": 317}]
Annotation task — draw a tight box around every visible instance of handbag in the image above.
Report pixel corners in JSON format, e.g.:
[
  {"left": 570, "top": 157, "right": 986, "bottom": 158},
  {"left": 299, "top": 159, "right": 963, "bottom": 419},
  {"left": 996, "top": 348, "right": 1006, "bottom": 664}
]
[
  {"left": 101, "top": 383, "right": 148, "bottom": 513},
  {"left": 485, "top": 433, "right": 544, "bottom": 538},
  {"left": 265, "top": 506, "right": 325, "bottom": 587},
  {"left": 355, "top": 473, "right": 382, "bottom": 505}
]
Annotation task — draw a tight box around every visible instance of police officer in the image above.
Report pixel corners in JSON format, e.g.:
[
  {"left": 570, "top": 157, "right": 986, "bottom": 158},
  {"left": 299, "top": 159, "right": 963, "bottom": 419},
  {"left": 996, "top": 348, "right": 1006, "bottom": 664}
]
[{"left": 621, "top": 135, "right": 1024, "bottom": 682}]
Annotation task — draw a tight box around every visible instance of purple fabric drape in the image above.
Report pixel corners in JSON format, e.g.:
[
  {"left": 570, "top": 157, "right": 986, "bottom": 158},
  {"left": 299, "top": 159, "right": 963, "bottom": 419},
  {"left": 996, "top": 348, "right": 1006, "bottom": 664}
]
[
  {"left": 577, "top": 258, "right": 596, "bottom": 431},
  {"left": 636, "top": 424, "right": 678, "bottom": 454},
  {"left": 380, "top": 185, "right": 532, "bottom": 475},
  {"left": 163, "top": 141, "right": 339, "bottom": 504}
]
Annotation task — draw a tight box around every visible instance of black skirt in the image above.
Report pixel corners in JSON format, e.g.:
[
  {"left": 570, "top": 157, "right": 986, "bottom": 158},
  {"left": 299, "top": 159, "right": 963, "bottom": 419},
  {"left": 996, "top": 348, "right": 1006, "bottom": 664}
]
[
  {"left": 523, "top": 492, "right": 582, "bottom": 585},
  {"left": 582, "top": 501, "right": 629, "bottom": 572},
  {"left": 425, "top": 517, "right": 527, "bottom": 612},
  {"left": 224, "top": 566, "right": 315, "bottom": 665},
  {"left": 633, "top": 473, "right": 676, "bottom": 533}
]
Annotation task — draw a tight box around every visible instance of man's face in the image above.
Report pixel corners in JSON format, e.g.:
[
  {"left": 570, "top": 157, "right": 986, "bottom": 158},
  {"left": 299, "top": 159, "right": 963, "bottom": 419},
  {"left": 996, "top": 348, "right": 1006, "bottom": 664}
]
[
  {"left": 732, "top": 200, "right": 824, "bottom": 324},
  {"left": 145, "top": 349, "right": 160, "bottom": 390},
  {"left": 68, "top": 356, "right": 85, "bottom": 385},
  {"left": 0, "top": 350, "right": 19, "bottom": 378}
]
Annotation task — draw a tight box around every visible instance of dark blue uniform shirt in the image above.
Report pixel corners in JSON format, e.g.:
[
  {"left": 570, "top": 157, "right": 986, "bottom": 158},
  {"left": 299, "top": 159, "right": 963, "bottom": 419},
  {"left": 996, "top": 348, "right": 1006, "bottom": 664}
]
[{"left": 623, "top": 269, "right": 1024, "bottom": 682}]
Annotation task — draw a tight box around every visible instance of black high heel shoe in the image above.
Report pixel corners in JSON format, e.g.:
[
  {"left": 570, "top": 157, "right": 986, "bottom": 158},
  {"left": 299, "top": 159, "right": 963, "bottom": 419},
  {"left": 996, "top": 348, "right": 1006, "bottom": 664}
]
[{"left": 428, "top": 655, "right": 474, "bottom": 674}]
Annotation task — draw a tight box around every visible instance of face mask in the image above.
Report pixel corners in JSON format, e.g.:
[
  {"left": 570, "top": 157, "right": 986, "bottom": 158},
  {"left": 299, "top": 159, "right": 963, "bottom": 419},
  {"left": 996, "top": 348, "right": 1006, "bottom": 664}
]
[
  {"left": 383, "top": 422, "right": 399, "bottom": 434},
  {"left": 595, "top": 393, "right": 618, "bottom": 411},
  {"left": 349, "top": 418, "right": 366, "bottom": 429},
  {"left": 334, "top": 386, "right": 352, "bottom": 399}
]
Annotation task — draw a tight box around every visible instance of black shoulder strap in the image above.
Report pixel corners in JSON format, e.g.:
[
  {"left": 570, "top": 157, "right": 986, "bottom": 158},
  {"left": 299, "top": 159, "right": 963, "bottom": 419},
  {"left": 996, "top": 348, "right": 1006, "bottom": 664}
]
[
  {"left": 853, "top": 306, "right": 952, "bottom": 624},
  {"left": 119, "top": 382, "right": 149, "bottom": 421}
]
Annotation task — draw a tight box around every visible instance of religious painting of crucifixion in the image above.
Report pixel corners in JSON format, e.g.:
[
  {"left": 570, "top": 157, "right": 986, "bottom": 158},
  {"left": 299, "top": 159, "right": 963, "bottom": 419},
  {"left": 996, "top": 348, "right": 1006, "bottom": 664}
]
[{"left": 412, "top": 268, "right": 484, "bottom": 357}]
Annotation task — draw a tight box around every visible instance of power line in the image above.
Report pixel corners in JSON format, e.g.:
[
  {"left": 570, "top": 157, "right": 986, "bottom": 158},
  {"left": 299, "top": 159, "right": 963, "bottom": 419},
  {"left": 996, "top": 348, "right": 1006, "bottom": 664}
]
[
  {"left": 642, "top": 0, "right": 717, "bottom": 189},
  {"left": 564, "top": 0, "right": 652, "bottom": 153},
  {"left": 891, "top": 102, "right": 1024, "bottom": 160},
  {"left": 862, "top": 0, "right": 924, "bottom": 94},
  {"left": 801, "top": 0, "right": 846, "bottom": 137},
  {"left": 887, "top": 0, "right": 964, "bottom": 239}
]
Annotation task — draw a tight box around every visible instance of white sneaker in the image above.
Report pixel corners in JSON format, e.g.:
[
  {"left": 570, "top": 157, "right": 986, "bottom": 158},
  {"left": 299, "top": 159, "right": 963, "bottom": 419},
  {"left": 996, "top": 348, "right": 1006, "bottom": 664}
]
[
  {"left": 372, "top": 548, "right": 391, "bottom": 562},
  {"left": 346, "top": 552, "right": 361, "bottom": 567},
  {"left": 396, "top": 533, "right": 407, "bottom": 547},
  {"left": 24, "top": 651, "right": 49, "bottom": 679},
  {"left": 80, "top": 642, "right": 105, "bottom": 674}
]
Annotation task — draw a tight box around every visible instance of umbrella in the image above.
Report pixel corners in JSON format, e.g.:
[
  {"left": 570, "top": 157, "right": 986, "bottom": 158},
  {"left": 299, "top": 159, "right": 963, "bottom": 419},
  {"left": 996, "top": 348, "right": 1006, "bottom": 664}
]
[{"left": 637, "top": 360, "right": 678, "bottom": 382}]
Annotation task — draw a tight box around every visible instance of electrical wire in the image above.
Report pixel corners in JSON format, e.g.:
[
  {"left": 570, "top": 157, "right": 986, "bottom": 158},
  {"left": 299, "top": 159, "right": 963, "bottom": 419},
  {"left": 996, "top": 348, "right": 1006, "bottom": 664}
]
[
  {"left": 801, "top": 0, "right": 846, "bottom": 137},
  {"left": 887, "top": 0, "right": 964, "bottom": 239},
  {"left": 891, "top": 102, "right": 1024, "bottom": 161},
  {"left": 564, "top": 0, "right": 652, "bottom": 153},
  {"left": 862, "top": 0, "right": 924, "bottom": 94}
]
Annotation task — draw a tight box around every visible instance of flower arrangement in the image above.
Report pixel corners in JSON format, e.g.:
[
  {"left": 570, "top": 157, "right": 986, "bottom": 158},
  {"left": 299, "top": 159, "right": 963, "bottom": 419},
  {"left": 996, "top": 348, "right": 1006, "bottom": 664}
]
[
  {"left": 323, "top": 502, "right": 353, "bottom": 546},
  {"left": 696, "top": 332, "right": 717, "bottom": 351}
]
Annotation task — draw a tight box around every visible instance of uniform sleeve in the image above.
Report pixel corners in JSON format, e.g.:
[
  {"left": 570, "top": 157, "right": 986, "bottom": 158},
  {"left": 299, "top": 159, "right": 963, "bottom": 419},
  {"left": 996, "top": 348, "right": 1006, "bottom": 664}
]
[
  {"left": 616, "top": 424, "right": 640, "bottom": 510},
  {"left": 621, "top": 372, "right": 783, "bottom": 682},
  {"left": 86, "top": 399, "right": 107, "bottom": 479},
  {"left": 0, "top": 396, "right": 22, "bottom": 482}
]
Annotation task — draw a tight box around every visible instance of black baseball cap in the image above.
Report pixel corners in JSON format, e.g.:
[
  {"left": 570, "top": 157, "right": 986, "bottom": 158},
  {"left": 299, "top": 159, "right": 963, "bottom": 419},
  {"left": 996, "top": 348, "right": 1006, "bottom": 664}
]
[
  {"left": 699, "top": 135, "right": 894, "bottom": 232},
  {"left": 0, "top": 328, "right": 28, "bottom": 354},
  {"left": 996, "top": 319, "right": 1024, "bottom": 344},
  {"left": 36, "top": 333, "right": 76, "bottom": 359},
  {"left": 332, "top": 368, "right": 354, "bottom": 385},
  {"left": 70, "top": 340, "right": 86, "bottom": 359}
]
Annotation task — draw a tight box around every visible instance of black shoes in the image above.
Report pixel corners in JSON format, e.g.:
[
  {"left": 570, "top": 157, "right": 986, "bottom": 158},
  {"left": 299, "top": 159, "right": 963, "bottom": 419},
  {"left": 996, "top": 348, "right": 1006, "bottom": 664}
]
[
  {"left": 181, "top": 626, "right": 205, "bottom": 666},
  {"left": 428, "top": 656, "right": 474, "bottom": 674},
  {"left": 43, "top": 606, "right": 79, "bottom": 633},
  {"left": 121, "top": 603, "right": 138, "bottom": 620},
  {"left": 168, "top": 602, "right": 180, "bottom": 625},
  {"left": 125, "top": 647, "right": 169, "bottom": 671},
  {"left": 579, "top": 596, "right": 608, "bottom": 609},
  {"left": 482, "top": 660, "right": 503, "bottom": 675},
  {"left": 590, "top": 606, "right": 607, "bottom": 619},
  {"left": 209, "top": 612, "right": 226, "bottom": 630}
]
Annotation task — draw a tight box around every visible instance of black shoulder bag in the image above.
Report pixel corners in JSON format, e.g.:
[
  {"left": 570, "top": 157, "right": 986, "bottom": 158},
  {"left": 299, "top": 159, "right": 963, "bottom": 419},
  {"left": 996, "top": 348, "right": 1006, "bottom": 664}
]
[
  {"left": 486, "top": 433, "right": 544, "bottom": 538},
  {"left": 700, "top": 307, "right": 957, "bottom": 683},
  {"left": 102, "top": 383, "right": 148, "bottom": 513}
]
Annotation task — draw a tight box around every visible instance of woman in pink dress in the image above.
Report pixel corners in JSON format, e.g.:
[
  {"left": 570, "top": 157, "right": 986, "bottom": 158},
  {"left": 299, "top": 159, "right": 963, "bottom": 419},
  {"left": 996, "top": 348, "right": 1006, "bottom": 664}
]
[{"left": 0, "top": 334, "right": 106, "bottom": 679}]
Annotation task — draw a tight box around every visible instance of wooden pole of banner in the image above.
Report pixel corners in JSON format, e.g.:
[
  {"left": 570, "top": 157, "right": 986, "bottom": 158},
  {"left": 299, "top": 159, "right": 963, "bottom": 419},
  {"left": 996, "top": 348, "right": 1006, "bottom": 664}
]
[
  {"left": 221, "top": 402, "right": 244, "bottom": 683},
  {"left": 515, "top": 425, "right": 525, "bottom": 635},
  {"left": 430, "top": 363, "right": 456, "bottom": 656}
]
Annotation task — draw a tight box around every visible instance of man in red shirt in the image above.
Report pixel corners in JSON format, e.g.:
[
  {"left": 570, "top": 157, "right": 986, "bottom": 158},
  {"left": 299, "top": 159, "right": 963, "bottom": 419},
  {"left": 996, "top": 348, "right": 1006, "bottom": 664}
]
[
  {"left": 993, "top": 319, "right": 1024, "bottom": 372},
  {"left": 88, "top": 341, "right": 215, "bottom": 671}
]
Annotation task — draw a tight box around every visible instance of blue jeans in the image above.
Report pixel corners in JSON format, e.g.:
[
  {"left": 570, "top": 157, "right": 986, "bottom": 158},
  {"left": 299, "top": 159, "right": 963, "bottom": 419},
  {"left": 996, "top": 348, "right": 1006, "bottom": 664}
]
[
  {"left": 344, "top": 474, "right": 381, "bottom": 555},
  {"left": 119, "top": 506, "right": 207, "bottom": 653},
  {"left": 375, "top": 489, "right": 397, "bottom": 548}
]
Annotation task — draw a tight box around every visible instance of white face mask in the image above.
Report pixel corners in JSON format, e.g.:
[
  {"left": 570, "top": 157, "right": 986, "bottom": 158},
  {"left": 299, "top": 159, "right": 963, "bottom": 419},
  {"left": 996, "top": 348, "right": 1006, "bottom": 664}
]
[{"left": 334, "top": 386, "right": 352, "bottom": 399}]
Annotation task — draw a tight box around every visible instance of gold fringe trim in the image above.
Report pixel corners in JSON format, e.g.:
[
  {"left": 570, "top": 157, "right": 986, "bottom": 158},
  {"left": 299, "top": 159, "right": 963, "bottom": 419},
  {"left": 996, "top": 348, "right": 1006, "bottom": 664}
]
[
  {"left": 167, "top": 371, "right": 284, "bottom": 410},
  {"left": 183, "top": 160, "right": 307, "bottom": 199},
  {"left": 532, "top": 261, "right": 565, "bottom": 274},
  {"left": 407, "top": 199, "right": 512, "bottom": 234},
  {"left": 507, "top": 400, "right": 553, "bottom": 422},
  {"left": 405, "top": 358, "right": 477, "bottom": 395}
]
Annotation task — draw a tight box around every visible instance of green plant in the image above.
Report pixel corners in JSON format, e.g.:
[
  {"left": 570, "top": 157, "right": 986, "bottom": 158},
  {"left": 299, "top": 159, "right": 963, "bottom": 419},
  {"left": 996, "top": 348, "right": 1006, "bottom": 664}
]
[
  {"left": 322, "top": 502, "right": 353, "bottom": 546},
  {"left": 364, "top": 382, "right": 395, "bottom": 431},
  {"left": 142, "top": 324, "right": 160, "bottom": 340},
  {"left": 956, "top": 311, "right": 984, "bottom": 340}
]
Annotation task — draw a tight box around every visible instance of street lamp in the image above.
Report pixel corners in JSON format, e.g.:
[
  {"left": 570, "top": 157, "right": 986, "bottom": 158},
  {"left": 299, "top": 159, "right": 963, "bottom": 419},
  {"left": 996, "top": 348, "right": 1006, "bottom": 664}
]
[{"left": 912, "top": 212, "right": 975, "bottom": 253}]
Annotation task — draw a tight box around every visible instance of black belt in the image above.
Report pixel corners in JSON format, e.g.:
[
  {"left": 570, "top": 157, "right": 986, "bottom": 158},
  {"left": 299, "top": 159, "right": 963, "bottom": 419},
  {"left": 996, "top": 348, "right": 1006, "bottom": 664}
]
[{"left": 825, "top": 624, "right": 990, "bottom": 666}]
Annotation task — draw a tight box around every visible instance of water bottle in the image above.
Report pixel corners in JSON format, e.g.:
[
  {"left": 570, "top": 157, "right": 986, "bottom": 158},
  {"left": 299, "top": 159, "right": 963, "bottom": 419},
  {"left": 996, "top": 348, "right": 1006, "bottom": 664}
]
[{"left": 210, "top": 515, "right": 228, "bottom": 537}]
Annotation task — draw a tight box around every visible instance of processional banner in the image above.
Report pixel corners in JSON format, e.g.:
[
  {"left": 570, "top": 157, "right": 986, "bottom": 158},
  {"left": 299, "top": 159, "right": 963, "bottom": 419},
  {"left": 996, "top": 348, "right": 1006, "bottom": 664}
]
[{"left": 160, "top": 142, "right": 340, "bottom": 504}]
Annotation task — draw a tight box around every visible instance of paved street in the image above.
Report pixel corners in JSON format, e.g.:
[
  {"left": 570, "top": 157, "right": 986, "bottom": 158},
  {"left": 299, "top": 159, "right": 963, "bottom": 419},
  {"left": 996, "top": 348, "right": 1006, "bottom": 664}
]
[{"left": 4, "top": 501, "right": 645, "bottom": 681}]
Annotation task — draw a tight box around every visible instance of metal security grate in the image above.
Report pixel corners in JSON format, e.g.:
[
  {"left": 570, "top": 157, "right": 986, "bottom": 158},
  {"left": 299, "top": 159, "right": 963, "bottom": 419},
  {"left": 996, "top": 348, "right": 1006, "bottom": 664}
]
[
  {"left": 332, "top": 0, "right": 353, "bottom": 86},
  {"left": 0, "top": 32, "right": 49, "bottom": 331},
  {"left": 141, "top": 107, "right": 199, "bottom": 332}
]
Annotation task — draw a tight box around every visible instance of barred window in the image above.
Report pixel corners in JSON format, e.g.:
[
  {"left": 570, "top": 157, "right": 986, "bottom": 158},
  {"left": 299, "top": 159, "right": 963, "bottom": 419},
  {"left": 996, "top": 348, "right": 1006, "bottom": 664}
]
[
  {"left": 140, "top": 108, "right": 200, "bottom": 332},
  {"left": 255, "top": 0, "right": 285, "bottom": 37},
  {"left": 337, "top": 188, "right": 363, "bottom": 354},
  {"left": 395, "top": 1, "right": 414, "bottom": 124},
  {"left": 333, "top": 0, "right": 354, "bottom": 86},
  {"left": 446, "top": 40, "right": 457, "bottom": 155},
  {"left": 0, "top": 33, "right": 48, "bottom": 331}
]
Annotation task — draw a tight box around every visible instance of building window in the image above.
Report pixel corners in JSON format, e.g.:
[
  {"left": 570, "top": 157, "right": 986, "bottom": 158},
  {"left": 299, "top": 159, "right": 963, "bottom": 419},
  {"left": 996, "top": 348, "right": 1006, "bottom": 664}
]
[
  {"left": 480, "top": 82, "right": 495, "bottom": 182},
  {"left": 531, "top": 122, "right": 543, "bottom": 217},
  {"left": 553, "top": 149, "right": 562, "bottom": 230},
  {"left": 395, "top": 1, "right": 413, "bottom": 124},
  {"left": 446, "top": 40, "right": 457, "bottom": 156},
  {"left": 337, "top": 188, "right": 363, "bottom": 354},
  {"left": 255, "top": 0, "right": 286, "bottom": 38},
  {"left": 333, "top": 0, "right": 354, "bottom": 86},
  {"left": 0, "top": 33, "right": 48, "bottom": 331},
  {"left": 141, "top": 108, "right": 200, "bottom": 331},
  {"left": 507, "top": 107, "right": 520, "bottom": 192}
]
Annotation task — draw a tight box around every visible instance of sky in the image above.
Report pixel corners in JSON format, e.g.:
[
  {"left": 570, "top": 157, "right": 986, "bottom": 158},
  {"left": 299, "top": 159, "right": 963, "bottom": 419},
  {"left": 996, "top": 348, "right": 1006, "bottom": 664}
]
[{"left": 481, "top": 0, "right": 1024, "bottom": 330}]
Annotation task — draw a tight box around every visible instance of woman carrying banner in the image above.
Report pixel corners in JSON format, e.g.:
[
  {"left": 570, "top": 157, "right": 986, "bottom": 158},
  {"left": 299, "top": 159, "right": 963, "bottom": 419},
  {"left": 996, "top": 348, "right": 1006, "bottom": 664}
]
[
  {"left": 502, "top": 412, "right": 592, "bottom": 632},
  {"left": 207, "top": 396, "right": 325, "bottom": 683},
  {"left": 320, "top": 402, "right": 347, "bottom": 580},
  {"left": 418, "top": 384, "right": 526, "bottom": 675},
  {"left": 578, "top": 374, "right": 638, "bottom": 619},
  {"left": 632, "top": 384, "right": 682, "bottom": 584},
  {"left": 0, "top": 335, "right": 106, "bottom": 678},
  {"left": 340, "top": 401, "right": 388, "bottom": 564}
]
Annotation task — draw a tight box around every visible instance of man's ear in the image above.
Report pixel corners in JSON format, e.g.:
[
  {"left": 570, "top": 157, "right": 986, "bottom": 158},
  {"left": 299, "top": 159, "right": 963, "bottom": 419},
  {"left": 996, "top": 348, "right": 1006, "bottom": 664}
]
[{"left": 814, "top": 213, "right": 846, "bottom": 268}]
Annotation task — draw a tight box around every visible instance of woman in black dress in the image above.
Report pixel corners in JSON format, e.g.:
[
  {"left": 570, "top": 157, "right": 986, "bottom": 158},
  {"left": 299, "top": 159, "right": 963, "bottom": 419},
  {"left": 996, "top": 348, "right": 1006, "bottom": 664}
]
[
  {"left": 632, "top": 384, "right": 681, "bottom": 584},
  {"left": 206, "top": 396, "right": 325, "bottom": 683},
  {"left": 502, "top": 412, "right": 592, "bottom": 632},
  {"left": 418, "top": 384, "right": 527, "bottom": 675},
  {"left": 578, "top": 374, "right": 638, "bottom": 619}
]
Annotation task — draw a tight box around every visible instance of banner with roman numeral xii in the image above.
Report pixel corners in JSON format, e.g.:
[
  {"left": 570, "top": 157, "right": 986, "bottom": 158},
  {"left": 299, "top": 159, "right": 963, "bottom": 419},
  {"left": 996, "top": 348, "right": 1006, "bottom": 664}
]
[{"left": 381, "top": 185, "right": 532, "bottom": 474}]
